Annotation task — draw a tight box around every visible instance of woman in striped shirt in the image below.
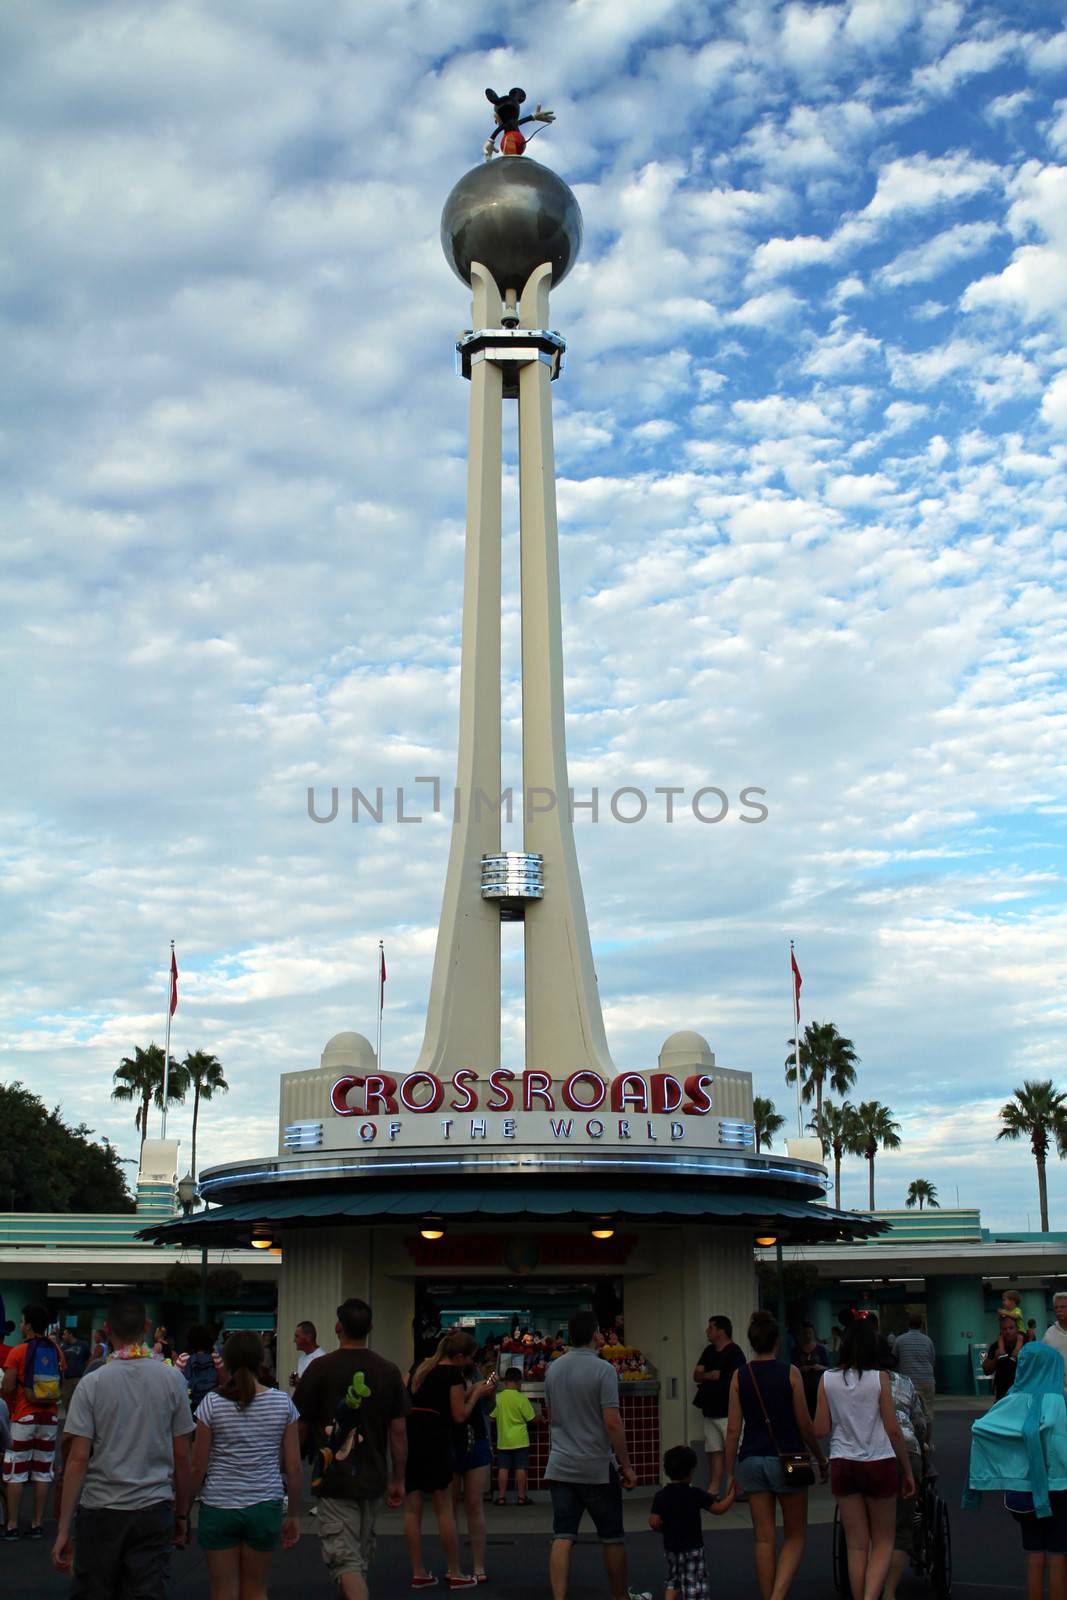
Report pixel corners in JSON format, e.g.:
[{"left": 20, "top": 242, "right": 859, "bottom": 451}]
[{"left": 189, "top": 1331, "right": 302, "bottom": 1598}]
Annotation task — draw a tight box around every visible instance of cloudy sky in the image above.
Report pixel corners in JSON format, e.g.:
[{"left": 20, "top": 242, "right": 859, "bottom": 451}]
[{"left": 2, "top": 1, "right": 1065, "bottom": 1232}]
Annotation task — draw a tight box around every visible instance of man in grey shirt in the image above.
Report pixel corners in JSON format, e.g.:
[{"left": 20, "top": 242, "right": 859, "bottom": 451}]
[
  {"left": 52, "top": 1294, "right": 194, "bottom": 1596},
  {"left": 893, "top": 1315, "right": 937, "bottom": 1440},
  {"left": 544, "top": 1310, "right": 646, "bottom": 1600}
]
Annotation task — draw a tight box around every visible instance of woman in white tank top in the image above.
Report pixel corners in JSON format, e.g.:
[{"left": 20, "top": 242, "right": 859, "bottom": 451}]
[{"left": 814, "top": 1318, "right": 914, "bottom": 1600}]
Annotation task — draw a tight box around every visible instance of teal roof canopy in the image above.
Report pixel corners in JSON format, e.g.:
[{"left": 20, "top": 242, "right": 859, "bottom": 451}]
[{"left": 141, "top": 1184, "right": 882, "bottom": 1245}]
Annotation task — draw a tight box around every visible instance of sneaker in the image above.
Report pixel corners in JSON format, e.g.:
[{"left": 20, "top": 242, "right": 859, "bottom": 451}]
[
  {"left": 4, "top": 1527, "right": 19, "bottom": 1542},
  {"left": 29, "top": 1526, "right": 44, "bottom": 1540},
  {"left": 627, "top": 1590, "right": 653, "bottom": 1600}
]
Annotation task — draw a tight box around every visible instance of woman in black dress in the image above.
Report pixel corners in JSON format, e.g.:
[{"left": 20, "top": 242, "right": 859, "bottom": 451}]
[{"left": 404, "top": 1331, "right": 497, "bottom": 1589}]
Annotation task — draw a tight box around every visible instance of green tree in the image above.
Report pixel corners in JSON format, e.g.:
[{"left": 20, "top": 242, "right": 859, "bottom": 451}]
[
  {"left": 905, "top": 1178, "right": 939, "bottom": 1211},
  {"left": 853, "top": 1100, "right": 902, "bottom": 1211},
  {"left": 809, "top": 1099, "right": 860, "bottom": 1211},
  {"left": 997, "top": 1080, "right": 1067, "bottom": 1233},
  {"left": 753, "top": 1096, "right": 786, "bottom": 1154},
  {"left": 0, "top": 1082, "right": 134, "bottom": 1213},
  {"left": 786, "top": 1021, "right": 859, "bottom": 1124},
  {"left": 181, "top": 1050, "right": 229, "bottom": 1179},
  {"left": 111, "top": 1043, "right": 189, "bottom": 1161}
]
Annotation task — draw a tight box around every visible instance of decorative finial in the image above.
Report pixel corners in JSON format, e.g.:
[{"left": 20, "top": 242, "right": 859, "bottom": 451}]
[{"left": 483, "top": 86, "right": 555, "bottom": 160}]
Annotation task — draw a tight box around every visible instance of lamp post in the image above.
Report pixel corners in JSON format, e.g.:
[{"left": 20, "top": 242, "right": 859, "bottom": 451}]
[
  {"left": 177, "top": 1173, "right": 208, "bottom": 1328},
  {"left": 756, "top": 1229, "right": 788, "bottom": 1333}
]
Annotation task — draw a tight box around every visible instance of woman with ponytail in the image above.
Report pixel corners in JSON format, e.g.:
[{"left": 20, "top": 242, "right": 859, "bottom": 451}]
[
  {"left": 189, "top": 1330, "right": 302, "bottom": 1597},
  {"left": 404, "top": 1330, "right": 498, "bottom": 1588}
]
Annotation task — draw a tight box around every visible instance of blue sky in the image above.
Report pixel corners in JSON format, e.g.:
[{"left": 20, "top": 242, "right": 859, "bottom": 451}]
[{"left": 1, "top": 1, "right": 1065, "bottom": 1230}]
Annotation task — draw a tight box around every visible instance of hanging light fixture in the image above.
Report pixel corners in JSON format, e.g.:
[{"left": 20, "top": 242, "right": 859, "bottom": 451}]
[
  {"left": 251, "top": 1225, "right": 275, "bottom": 1249},
  {"left": 755, "top": 1233, "right": 778, "bottom": 1247},
  {"left": 590, "top": 1218, "right": 615, "bottom": 1241},
  {"left": 419, "top": 1217, "right": 446, "bottom": 1240}
]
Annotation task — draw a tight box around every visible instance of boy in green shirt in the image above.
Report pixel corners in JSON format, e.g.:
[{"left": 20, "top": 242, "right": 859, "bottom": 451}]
[{"left": 491, "top": 1367, "right": 538, "bottom": 1505}]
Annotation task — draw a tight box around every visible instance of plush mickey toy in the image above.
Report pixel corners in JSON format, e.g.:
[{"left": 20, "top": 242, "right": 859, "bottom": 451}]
[{"left": 484, "top": 86, "right": 555, "bottom": 159}]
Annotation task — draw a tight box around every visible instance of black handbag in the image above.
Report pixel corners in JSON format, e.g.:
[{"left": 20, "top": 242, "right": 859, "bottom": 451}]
[{"left": 748, "top": 1363, "right": 816, "bottom": 1487}]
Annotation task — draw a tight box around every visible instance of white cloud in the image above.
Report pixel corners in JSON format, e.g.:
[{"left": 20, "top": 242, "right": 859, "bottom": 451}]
[
  {"left": 732, "top": 396, "right": 839, "bottom": 437},
  {"left": 961, "top": 163, "right": 1067, "bottom": 330},
  {"left": 877, "top": 219, "right": 1000, "bottom": 286},
  {"left": 844, "top": 0, "right": 917, "bottom": 52},
  {"left": 803, "top": 320, "right": 882, "bottom": 376},
  {"left": 987, "top": 89, "right": 1032, "bottom": 122},
  {"left": 883, "top": 400, "right": 930, "bottom": 431},
  {"left": 831, "top": 274, "right": 868, "bottom": 305},
  {"left": 914, "top": 30, "right": 1020, "bottom": 96},
  {"left": 1041, "top": 371, "right": 1067, "bottom": 428},
  {"left": 887, "top": 337, "right": 982, "bottom": 388},
  {"left": 1050, "top": 101, "right": 1067, "bottom": 155},
  {"left": 862, "top": 152, "right": 1001, "bottom": 219},
  {"left": 729, "top": 288, "right": 804, "bottom": 327},
  {"left": 779, "top": 3, "right": 842, "bottom": 75},
  {"left": 751, "top": 153, "right": 1001, "bottom": 284},
  {"left": 750, "top": 233, "right": 838, "bottom": 279},
  {"left": 824, "top": 470, "right": 894, "bottom": 505}
]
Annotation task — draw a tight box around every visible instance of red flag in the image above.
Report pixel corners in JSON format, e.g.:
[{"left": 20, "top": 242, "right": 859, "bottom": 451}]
[
  {"left": 791, "top": 948, "right": 802, "bottom": 1012},
  {"left": 380, "top": 947, "right": 387, "bottom": 986},
  {"left": 169, "top": 949, "right": 178, "bottom": 1016}
]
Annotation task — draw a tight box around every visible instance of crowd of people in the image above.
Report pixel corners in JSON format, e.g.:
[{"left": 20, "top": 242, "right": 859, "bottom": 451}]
[{"left": 3, "top": 1290, "right": 1067, "bottom": 1597}]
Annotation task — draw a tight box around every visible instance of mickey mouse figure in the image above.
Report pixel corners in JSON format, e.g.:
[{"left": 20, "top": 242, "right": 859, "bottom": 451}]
[{"left": 484, "top": 86, "right": 555, "bottom": 159}]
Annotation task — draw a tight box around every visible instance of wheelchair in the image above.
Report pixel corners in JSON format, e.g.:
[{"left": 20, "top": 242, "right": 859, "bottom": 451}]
[{"left": 832, "top": 1465, "right": 952, "bottom": 1598}]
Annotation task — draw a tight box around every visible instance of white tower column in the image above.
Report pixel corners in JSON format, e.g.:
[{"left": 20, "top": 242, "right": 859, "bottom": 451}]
[
  {"left": 518, "top": 264, "right": 615, "bottom": 1076},
  {"left": 414, "top": 263, "right": 503, "bottom": 1076}
]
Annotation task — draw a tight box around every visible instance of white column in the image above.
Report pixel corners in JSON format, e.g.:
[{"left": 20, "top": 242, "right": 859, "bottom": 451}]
[
  {"left": 517, "top": 264, "right": 615, "bottom": 1077},
  {"left": 415, "top": 263, "right": 504, "bottom": 1077}
]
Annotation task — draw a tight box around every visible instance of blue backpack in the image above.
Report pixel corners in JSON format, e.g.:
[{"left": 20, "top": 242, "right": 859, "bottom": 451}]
[
  {"left": 25, "top": 1337, "right": 62, "bottom": 1405},
  {"left": 186, "top": 1351, "right": 218, "bottom": 1410}
]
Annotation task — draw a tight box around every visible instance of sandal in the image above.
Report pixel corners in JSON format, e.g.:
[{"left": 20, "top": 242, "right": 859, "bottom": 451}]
[
  {"left": 494, "top": 1496, "right": 507, "bottom": 1506},
  {"left": 516, "top": 1496, "right": 531, "bottom": 1505}
]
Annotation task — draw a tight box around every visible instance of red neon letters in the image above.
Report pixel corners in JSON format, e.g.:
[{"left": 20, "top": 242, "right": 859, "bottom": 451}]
[{"left": 329, "top": 1068, "right": 714, "bottom": 1117}]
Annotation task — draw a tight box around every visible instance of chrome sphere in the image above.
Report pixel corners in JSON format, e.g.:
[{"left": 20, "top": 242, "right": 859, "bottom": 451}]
[{"left": 441, "top": 157, "right": 583, "bottom": 294}]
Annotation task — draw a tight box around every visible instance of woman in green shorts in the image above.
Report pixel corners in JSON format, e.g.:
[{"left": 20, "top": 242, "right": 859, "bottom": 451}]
[{"left": 190, "top": 1331, "right": 302, "bottom": 1598}]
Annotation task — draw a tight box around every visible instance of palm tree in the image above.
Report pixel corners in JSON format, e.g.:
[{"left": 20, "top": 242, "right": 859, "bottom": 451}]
[
  {"left": 785, "top": 1021, "right": 859, "bottom": 1124},
  {"left": 853, "top": 1100, "right": 902, "bottom": 1211},
  {"left": 997, "top": 1080, "right": 1067, "bottom": 1233},
  {"left": 753, "top": 1096, "right": 786, "bottom": 1154},
  {"left": 905, "top": 1179, "right": 939, "bottom": 1211},
  {"left": 809, "top": 1099, "right": 860, "bottom": 1210},
  {"left": 181, "top": 1051, "right": 229, "bottom": 1179},
  {"left": 111, "top": 1044, "right": 189, "bottom": 1162}
]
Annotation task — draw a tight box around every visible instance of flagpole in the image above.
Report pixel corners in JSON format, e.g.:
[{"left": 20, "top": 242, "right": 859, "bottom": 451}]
[
  {"left": 162, "top": 940, "right": 174, "bottom": 1140},
  {"left": 791, "top": 940, "right": 803, "bottom": 1138},
  {"left": 376, "top": 940, "right": 385, "bottom": 1071}
]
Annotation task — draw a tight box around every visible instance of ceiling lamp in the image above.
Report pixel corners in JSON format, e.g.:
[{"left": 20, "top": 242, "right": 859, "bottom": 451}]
[
  {"left": 590, "top": 1219, "right": 615, "bottom": 1241},
  {"left": 419, "top": 1217, "right": 446, "bottom": 1240},
  {"left": 755, "top": 1233, "right": 778, "bottom": 1247}
]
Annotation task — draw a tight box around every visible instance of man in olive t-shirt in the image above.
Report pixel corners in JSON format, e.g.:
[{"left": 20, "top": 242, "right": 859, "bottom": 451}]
[{"left": 293, "top": 1298, "right": 408, "bottom": 1600}]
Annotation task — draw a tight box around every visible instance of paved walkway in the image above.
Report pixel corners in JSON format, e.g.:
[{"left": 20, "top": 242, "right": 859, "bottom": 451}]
[{"left": 2, "top": 1406, "right": 1023, "bottom": 1597}]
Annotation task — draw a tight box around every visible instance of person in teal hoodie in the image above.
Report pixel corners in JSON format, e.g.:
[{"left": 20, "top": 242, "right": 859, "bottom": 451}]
[{"left": 965, "top": 1340, "right": 1067, "bottom": 1600}]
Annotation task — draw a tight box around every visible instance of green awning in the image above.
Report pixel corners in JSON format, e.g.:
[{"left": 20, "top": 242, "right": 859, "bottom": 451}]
[{"left": 141, "top": 1184, "right": 882, "bottom": 1245}]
